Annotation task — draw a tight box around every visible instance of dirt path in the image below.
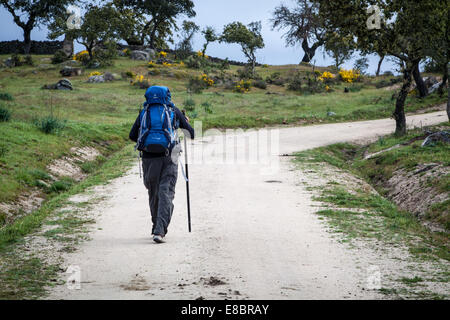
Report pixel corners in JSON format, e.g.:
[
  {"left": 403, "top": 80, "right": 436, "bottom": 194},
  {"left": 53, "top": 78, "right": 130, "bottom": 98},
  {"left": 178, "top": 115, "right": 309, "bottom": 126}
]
[{"left": 47, "top": 111, "right": 447, "bottom": 300}]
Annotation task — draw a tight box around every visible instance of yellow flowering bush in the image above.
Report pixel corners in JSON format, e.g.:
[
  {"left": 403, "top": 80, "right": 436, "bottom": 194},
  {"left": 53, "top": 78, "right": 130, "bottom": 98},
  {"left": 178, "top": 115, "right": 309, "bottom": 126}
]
[
  {"left": 201, "top": 73, "right": 214, "bottom": 87},
  {"left": 159, "top": 51, "right": 168, "bottom": 58},
  {"left": 148, "top": 61, "right": 156, "bottom": 68},
  {"left": 162, "top": 61, "right": 173, "bottom": 67},
  {"left": 131, "top": 74, "right": 150, "bottom": 89},
  {"left": 197, "top": 51, "right": 209, "bottom": 59},
  {"left": 234, "top": 80, "right": 252, "bottom": 93},
  {"left": 319, "top": 71, "right": 335, "bottom": 81},
  {"left": 339, "top": 68, "right": 360, "bottom": 83},
  {"left": 73, "top": 50, "right": 89, "bottom": 61},
  {"left": 89, "top": 71, "right": 103, "bottom": 77}
]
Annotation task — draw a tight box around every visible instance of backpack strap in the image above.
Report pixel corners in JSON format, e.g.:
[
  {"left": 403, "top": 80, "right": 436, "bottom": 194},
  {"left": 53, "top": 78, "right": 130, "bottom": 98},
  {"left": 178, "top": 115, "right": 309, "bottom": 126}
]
[{"left": 137, "top": 104, "right": 152, "bottom": 150}]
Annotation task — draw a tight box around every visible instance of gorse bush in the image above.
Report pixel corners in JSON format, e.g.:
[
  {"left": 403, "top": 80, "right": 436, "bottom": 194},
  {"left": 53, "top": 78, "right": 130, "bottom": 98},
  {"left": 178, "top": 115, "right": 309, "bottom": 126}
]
[
  {"left": 0, "top": 92, "right": 13, "bottom": 101},
  {"left": 34, "top": 116, "right": 66, "bottom": 134},
  {"left": 339, "top": 68, "right": 360, "bottom": 83},
  {"left": 0, "top": 106, "right": 11, "bottom": 122}
]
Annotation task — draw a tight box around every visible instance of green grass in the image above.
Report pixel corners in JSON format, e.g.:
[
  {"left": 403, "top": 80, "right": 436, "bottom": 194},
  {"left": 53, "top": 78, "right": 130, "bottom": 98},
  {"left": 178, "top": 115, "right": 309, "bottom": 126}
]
[
  {"left": 0, "top": 144, "right": 135, "bottom": 251},
  {"left": 294, "top": 124, "right": 450, "bottom": 262}
]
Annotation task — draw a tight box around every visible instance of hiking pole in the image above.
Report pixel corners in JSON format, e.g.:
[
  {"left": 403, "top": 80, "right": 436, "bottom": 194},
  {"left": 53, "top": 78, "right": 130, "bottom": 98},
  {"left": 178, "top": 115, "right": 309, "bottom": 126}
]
[{"left": 182, "top": 110, "right": 192, "bottom": 232}]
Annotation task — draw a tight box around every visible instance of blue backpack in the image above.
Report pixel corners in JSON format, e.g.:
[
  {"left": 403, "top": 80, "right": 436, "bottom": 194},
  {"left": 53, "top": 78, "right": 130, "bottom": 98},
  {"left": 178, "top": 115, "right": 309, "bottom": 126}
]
[{"left": 136, "top": 86, "right": 178, "bottom": 154}]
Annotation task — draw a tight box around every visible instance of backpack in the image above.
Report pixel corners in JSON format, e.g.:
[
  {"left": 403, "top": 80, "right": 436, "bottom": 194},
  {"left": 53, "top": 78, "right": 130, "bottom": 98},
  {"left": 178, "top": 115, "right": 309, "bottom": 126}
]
[{"left": 136, "top": 86, "right": 178, "bottom": 154}]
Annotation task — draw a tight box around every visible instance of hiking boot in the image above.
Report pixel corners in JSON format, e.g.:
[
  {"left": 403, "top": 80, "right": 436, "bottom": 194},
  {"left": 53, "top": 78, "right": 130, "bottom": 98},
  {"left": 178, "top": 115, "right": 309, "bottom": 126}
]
[{"left": 153, "top": 235, "right": 165, "bottom": 244}]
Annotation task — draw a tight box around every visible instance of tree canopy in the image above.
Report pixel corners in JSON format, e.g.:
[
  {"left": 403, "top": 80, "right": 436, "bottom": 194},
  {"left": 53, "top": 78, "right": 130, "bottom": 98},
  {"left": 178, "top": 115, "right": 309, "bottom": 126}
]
[
  {"left": 113, "top": 0, "right": 196, "bottom": 48},
  {"left": 221, "top": 21, "right": 265, "bottom": 75},
  {"left": 271, "top": 0, "right": 325, "bottom": 63}
]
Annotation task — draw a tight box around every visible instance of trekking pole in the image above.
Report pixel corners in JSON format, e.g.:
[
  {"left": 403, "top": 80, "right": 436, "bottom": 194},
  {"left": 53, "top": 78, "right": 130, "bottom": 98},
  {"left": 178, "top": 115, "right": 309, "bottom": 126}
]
[{"left": 182, "top": 110, "right": 192, "bottom": 232}]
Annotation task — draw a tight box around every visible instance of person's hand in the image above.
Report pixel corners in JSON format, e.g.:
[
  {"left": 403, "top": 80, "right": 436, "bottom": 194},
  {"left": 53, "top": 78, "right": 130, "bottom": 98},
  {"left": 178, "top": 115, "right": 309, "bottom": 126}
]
[{"left": 185, "top": 115, "right": 190, "bottom": 122}]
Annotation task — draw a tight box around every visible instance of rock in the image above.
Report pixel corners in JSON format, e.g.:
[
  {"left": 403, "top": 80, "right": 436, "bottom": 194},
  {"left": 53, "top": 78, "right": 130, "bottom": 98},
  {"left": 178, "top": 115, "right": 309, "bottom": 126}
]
[
  {"left": 103, "top": 72, "right": 120, "bottom": 81},
  {"left": 423, "top": 76, "right": 439, "bottom": 88},
  {"left": 130, "top": 50, "right": 150, "bottom": 61},
  {"left": 87, "top": 75, "right": 105, "bottom": 83},
  {"left": 327, "top": 111, "right": 337, "bottom": 117},
  {"left": 421, "top": 131, "right": 450, "bottom": 147},
  {"left": 43, "top": 79, "right": 73, "bottom": 90},
  {"left": 143, "top": 48, "right": 156, "bottom": 59},
  {"left": 60, "top": 66, "right": 82, "bottom": 77},
  {"left": 428, "top": 82, "right": 441, "bottom": 94},
  {"left": 56, "top": 79, "right": 73, "bottom": 90}
]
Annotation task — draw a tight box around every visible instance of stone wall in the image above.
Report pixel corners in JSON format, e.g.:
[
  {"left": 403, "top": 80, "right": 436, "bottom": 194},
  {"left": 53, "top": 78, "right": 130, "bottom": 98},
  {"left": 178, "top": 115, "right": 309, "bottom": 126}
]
[{"left": 0, "top": 40, "right": 64, "bottom": 55}]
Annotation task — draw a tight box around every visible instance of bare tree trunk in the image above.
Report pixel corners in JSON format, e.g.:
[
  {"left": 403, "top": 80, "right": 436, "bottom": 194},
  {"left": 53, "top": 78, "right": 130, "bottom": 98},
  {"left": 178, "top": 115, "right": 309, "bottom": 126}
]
[
  {"left": 376, "top": 55, "right": 384, "bottom": 76},
  {"left": 412, "top": 62, "right": 428, "bottom": 98},
  {"left": 23, "top": 28, "right": 32, "bottom": 54},
  {"left": 301, "top": 38, "right": 320, "bottom": 63},
  {"left": 438, "top": 62, "right": 448, "bottom": 96},
  {"left": 394, "top": 64, "right": 413, "bottom": 136},
  {"left": 447, "top": 84, "right": 450, "bottom": 121}
]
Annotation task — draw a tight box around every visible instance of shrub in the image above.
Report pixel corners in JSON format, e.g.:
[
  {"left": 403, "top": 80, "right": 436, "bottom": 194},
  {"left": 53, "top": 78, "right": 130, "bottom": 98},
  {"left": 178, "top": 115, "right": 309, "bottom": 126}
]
[
  {"left": 318, "top": 71, "right": 336, "bottom": 84},
  {"left": 266, "top": 72, "right": 285, "bottom": 86},
  {"left": 131, "top": 74, "right": 150, "bottom": 89},
  {"left": 253, "top": 79, "right": 267, "bottom": 89},
  {"left": 0, "top": 92, "right": 13, "bottom": 101},
  {"left": 234, "top": 79, "right": 252, "bottom": 93},
  {"left": 52, "top": 50, "right": 69, "bottom": 64},
  {"left": 34, "top": 116, "right": 66, "bottom": 134},
  {"left": 185, "top": 55, "right": 202, "bottom": 69},
  {"left": 202, "top": 101, "right": 213, "bottom": 114},
  {"left": 73, "top": 50, "right": 90, "bottom": 63},
  {"left": 24, "top": 55, "right": 34, "bottom": 66},
  {"left": 219, "top": 58, "right": 230, "bottom": 70},
  {"left": 124, "top": 71, "right": 136, "bottom": 78},
  {"left": 287, "top": 74, "right": 302, "bottom": 91},
  {"left": 339, "top": 68, "right": 360, "bottom": 83},
  {"left": 11, "top": 53, "right": 24, "bottom": 67},
  {"left": 237, "top": 67, "right": 261, "bottom": 80},
  {"left": 187, "top": 77, "right": 206, "bottom": 94},
  {"left": 184, "top": 98, "right": 196, "bottom": 111},
  {"left": 0, "top": 106, "right": 11, "bottom": 122}
]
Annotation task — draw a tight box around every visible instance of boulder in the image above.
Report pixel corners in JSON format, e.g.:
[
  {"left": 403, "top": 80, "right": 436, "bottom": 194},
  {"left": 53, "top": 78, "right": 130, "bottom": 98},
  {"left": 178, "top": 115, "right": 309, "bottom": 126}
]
[
  {"left": 60, "top": 66, "right": 82, "bottom": 77},
  {"left": 87, "top": 75, "right": 105, "bottom": 83},
  {"left": 428, "top": 82, "right": 441, "bottom": 94},
  {"left": 43, "top": 79, "right": 73, "bottom": 90},
  {"left": 131, "top": 50, "right": 150, "bottom": 61},
  {"left": 103, "top": 72, "right": 120, "bottom": 81},
  {"left": 423, "top": 76, "right": 439, "bottom": 88},
  {"left": 143, "top": 48, "right": 156, "bottom": 59},
  {"left": 56, "top": 79, "right": 73, "bottom": 90},
  {"left": 421, "top": 131, "right": 450, "bottom": 147},
  {"left": 327, "top": 111, "right": 337, "bottom": 117}
]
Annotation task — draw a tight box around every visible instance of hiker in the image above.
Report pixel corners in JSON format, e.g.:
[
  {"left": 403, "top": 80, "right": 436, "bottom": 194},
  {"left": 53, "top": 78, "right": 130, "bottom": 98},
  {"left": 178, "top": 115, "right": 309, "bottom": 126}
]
[{"left": 129, "top": 86, "right": 194, "bottom": 243}]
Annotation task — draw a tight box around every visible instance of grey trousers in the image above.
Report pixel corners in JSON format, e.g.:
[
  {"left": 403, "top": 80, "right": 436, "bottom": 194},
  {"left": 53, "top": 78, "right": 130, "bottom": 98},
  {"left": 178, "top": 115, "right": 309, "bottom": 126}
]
[{"left": 142, "top": 155, "right": 178, "bottom": 236}]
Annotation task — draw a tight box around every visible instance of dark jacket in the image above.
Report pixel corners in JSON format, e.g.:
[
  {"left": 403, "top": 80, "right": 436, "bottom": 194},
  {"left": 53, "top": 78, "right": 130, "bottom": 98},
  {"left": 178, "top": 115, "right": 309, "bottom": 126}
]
[{"left": 129, "top": 105, "right": 195, "bottom": 158}]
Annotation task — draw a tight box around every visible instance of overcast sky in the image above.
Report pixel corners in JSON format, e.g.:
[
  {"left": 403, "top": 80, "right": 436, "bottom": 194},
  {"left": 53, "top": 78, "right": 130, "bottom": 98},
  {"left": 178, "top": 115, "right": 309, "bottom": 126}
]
[{"left": 0, "top": 0, "right": 396, "bottom": 75}]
